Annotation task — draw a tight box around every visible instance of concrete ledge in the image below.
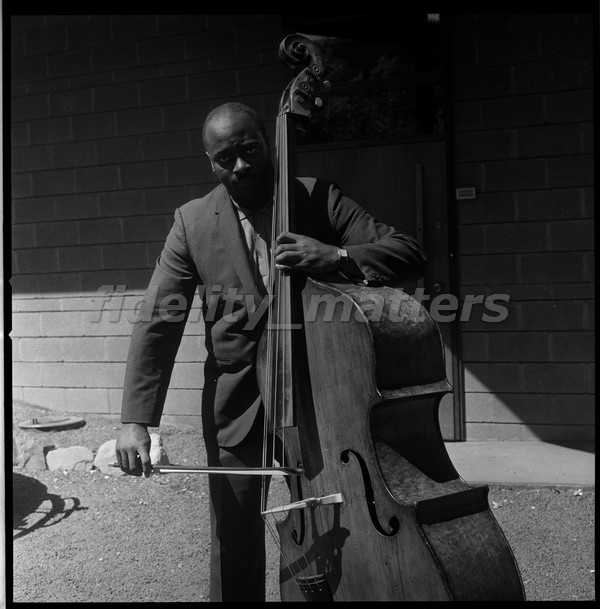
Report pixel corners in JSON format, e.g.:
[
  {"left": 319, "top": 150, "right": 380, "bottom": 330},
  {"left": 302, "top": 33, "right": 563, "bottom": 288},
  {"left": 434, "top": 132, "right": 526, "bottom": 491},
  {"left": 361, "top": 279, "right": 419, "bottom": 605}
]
[{"left": 444, "top": 441, "right": 595, "bottom": 488}]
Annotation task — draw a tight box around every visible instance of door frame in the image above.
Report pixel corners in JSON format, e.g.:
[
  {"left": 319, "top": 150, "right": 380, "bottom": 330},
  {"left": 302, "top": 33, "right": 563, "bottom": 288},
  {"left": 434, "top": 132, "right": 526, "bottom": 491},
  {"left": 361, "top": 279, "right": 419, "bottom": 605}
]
[{"left": 440, "top": 12, "right": 465, "bottom": 440}]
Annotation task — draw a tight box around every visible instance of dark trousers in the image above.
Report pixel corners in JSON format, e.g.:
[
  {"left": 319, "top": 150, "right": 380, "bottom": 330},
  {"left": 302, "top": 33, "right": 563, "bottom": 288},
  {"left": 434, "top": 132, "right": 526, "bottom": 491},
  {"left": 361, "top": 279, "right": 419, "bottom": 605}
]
[{"left": 205, "top": 414, "right": 271, "bottom": 602}]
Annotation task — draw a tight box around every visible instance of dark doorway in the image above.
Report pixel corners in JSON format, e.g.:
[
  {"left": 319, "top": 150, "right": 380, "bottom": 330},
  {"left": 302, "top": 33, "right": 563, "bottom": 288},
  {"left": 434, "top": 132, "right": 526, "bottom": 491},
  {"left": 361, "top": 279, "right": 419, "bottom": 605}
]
[{"left": 284, "top": 13, "right": 461, "bottom": 439}]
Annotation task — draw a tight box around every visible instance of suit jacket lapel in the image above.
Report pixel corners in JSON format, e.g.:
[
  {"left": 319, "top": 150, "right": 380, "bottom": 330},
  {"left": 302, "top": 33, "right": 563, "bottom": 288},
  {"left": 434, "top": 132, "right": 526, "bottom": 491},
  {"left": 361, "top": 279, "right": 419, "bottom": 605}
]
[{"left": 215, "top": 189, "right": 266, "bottom": 302}]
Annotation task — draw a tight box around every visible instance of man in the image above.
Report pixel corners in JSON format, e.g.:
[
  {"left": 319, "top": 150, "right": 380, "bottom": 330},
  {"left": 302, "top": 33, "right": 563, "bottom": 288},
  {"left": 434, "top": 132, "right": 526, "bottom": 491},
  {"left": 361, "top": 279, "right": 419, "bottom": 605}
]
[{"left": 115, "top": 102, "right": 426, "bottom": 601}]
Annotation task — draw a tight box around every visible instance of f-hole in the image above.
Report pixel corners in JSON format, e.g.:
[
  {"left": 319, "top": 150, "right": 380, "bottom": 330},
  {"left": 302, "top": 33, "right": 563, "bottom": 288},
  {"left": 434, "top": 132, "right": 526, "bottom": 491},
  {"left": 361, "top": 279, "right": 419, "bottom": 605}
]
[
  {"left": 340, "top": 449, "right": 400, "bottom": 536},
  {"left": 291, "top": 471, "right": 306, "bottom": 546}
]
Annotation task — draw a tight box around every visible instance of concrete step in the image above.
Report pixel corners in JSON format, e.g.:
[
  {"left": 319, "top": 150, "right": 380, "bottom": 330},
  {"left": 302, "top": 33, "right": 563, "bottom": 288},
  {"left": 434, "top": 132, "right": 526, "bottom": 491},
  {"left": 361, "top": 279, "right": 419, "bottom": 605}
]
[{"left": 444, "top": 441, "right": 595, "bottom": 488}]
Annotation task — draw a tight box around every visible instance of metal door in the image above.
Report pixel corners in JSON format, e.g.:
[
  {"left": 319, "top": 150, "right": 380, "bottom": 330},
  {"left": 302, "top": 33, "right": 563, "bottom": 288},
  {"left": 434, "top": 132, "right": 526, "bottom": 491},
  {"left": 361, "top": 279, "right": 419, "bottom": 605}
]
[{"left": 297, "top": 141, "right": 459, "bottom": 439}]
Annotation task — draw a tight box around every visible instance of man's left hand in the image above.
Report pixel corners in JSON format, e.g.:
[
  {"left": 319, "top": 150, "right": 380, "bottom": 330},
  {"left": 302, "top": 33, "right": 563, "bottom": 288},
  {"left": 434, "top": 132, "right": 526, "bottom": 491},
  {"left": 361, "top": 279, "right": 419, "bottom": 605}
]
[{"left": 274, "top": 231, "right": 339, "bottom": 273}]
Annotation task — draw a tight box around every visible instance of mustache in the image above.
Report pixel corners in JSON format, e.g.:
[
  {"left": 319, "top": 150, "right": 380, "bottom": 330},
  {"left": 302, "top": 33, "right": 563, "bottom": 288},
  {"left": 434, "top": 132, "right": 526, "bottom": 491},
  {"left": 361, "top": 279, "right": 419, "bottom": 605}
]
[
  {"left": 235, "top": 173, "right": 254, "bottom": 180},
  {"left": 233, "top": 170, "right": 259, "bottom": 183}
]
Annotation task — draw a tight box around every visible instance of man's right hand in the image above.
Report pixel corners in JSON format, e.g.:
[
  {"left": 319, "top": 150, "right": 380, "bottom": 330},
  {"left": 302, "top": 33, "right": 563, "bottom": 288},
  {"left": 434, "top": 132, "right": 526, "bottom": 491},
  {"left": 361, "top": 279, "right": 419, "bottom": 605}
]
[{"left": 115, "top": 423, "right": 153, "bottom": 478}]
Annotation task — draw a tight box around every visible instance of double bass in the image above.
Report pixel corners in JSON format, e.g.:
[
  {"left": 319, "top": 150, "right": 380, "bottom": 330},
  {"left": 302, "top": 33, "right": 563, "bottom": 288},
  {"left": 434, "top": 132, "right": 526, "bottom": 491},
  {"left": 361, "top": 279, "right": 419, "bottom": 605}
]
[{"left": 257, "top": 34, "right": 525, "bottom": 602}]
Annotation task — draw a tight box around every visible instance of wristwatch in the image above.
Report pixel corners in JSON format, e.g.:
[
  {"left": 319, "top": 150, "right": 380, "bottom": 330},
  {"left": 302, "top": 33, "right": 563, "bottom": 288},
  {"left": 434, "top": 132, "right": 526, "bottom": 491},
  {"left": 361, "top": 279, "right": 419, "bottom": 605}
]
[{"left": 337, "top": 247, "right": 349, "bottom": 268}]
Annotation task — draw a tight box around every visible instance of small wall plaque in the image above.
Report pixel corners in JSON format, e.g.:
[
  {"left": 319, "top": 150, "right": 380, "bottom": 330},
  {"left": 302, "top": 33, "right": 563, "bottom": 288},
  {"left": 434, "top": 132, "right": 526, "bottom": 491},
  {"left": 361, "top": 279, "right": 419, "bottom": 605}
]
[{"left": 456, "top": 187, "right": 477, "bottom": 200}]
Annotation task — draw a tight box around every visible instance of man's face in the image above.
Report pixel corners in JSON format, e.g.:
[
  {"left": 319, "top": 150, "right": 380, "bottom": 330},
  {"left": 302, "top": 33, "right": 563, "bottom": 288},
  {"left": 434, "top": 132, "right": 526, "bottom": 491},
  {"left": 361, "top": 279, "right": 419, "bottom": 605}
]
[{"left": 204, "top": 111, "right": 272, "bottom": 207}]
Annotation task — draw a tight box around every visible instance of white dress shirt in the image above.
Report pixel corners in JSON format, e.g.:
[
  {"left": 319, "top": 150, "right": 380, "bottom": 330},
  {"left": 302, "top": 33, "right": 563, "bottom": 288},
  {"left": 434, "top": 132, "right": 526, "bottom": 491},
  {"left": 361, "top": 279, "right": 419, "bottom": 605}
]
[{"left": 231, "top": 198, "right": 273, "bottom": 292}]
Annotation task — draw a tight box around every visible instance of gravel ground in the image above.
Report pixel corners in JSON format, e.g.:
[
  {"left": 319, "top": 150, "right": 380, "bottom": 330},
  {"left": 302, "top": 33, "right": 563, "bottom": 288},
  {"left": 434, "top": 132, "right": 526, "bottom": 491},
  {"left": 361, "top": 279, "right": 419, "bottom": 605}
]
[{"left": 10, "top": 400, "right": 595, "bottom": 602}]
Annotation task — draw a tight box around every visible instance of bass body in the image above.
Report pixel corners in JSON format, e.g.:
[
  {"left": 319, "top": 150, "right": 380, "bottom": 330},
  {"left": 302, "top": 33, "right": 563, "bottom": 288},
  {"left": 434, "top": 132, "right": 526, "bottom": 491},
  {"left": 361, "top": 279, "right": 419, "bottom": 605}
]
[{"left": 259, "top": 275, "right": 525, "bottom": 602}]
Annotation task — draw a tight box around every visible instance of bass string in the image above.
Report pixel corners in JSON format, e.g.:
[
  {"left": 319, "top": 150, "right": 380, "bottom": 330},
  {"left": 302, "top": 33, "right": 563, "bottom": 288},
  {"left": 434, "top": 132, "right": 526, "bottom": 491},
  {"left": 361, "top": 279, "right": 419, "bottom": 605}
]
[
  {"left": 263, "top": 507, "right": 316, "bottom": 597},
  {"left": 261, "top": 112, "right": 287, "bottom": 509},
  {"left": 263, "top": 504, "right": 328, "bottom": 598},
  {"left": 275, "top": 113, "right": 291, "bottom": 469},
  {"left": 278, "top": 131, "right": 288, "bottom": 471},
  {"left": 260, "top": 109, "right": 322, "bottom": 596}
]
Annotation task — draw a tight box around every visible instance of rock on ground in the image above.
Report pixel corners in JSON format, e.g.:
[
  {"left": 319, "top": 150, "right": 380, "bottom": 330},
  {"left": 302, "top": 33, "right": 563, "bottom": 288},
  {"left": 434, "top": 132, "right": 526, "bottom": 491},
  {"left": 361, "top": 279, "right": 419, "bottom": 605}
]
[{"left": 46, "top": 446, "right": 95, "bottom": 472}]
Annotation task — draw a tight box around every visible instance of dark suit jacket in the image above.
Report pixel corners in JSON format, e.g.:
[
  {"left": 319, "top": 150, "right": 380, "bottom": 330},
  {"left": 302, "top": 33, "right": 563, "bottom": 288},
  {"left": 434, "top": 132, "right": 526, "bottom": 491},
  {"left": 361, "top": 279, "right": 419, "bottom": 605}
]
[{"left": 121, "top": 177, "right": 427, "bottom": 446}]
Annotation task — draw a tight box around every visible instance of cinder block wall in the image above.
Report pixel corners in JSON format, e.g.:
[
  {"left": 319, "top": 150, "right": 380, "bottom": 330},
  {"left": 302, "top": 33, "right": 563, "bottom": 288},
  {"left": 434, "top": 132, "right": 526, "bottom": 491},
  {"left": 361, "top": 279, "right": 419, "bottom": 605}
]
[
  {"left": 451, "top": 13, "right": 594, "bottom": 441},
  {"left": 11, "top": 14, "right": 595, "bottom": 442},
  {"left": 11, "top": 14, "right": 287, "bottom": 426}
]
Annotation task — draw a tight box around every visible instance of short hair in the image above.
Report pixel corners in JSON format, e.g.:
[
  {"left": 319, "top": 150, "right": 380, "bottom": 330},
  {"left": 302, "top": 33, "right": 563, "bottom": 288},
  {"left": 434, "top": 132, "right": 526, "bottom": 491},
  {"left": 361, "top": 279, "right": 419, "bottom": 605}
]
[{"left": 201, "top": 102, "right": 268, "bottom": 147}]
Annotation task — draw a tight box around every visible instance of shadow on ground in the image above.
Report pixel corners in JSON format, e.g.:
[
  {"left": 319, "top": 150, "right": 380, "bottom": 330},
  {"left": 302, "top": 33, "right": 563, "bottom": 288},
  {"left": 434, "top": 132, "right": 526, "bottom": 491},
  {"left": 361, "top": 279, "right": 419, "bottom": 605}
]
[{"left": 12, "top": 472, "right": 85, "bottom": 540}]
